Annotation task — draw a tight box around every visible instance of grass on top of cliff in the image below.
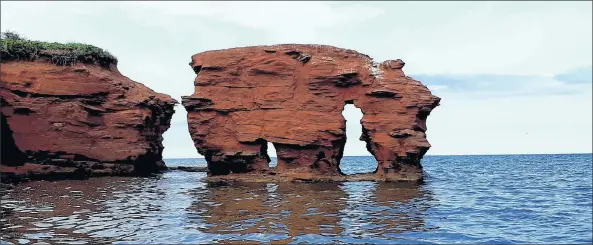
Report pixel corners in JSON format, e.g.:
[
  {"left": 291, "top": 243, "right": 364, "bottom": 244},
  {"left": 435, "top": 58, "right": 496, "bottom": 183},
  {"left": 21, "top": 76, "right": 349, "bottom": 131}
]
[{"left": 0, "top": 31, "right": 117, "bottom": 67}]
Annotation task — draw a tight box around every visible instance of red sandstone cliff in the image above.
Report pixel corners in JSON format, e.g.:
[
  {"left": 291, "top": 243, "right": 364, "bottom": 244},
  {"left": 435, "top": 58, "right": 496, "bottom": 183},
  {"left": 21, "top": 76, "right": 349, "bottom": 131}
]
[
  {"left": 1, "top": 60, "right": 177, "bottom": 182},
  {"left": 182, "top": 44, "right": 440, "bottom": 182}
]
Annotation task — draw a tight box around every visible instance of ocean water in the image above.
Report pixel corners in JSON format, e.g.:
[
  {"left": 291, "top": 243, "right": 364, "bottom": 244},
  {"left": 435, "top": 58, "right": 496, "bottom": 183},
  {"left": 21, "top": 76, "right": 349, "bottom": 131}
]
[{"left": 1, "top": 154, "right": 591, "bottom": 244}]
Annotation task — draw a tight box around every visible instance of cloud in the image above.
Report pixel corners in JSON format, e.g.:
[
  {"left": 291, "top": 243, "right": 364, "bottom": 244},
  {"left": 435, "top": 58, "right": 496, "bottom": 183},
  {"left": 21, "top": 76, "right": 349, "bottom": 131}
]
[
  {"left": 411, "top": 71, "right": 592, "bottom": 97},
  {"left": 323, "top": 2, "right": 592, "bottom": 76},
  {"left": 113, "top": 1, "right": 384, "bottom": 43},
  {"left": 2, "top": 1, "right": 590, "bottom": 76},
  {"left": 553, "top": 66, "right": 593, "bottom": 84},
  {"left": 1, "top": 1, "right": 591, "bottom": 157}
]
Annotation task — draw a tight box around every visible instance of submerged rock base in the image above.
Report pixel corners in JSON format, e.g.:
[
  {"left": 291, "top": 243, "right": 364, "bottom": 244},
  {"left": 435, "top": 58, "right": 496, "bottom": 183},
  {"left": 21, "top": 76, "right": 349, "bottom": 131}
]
[{"left": 205, "top": 170, "right": 425, "bottom": 184}]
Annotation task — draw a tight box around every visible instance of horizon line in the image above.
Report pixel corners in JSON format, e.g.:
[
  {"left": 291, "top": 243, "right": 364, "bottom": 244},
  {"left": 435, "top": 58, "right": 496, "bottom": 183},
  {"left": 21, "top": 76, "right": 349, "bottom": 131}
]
[{"left": 163, "top": 152, "right": 593, "bottom": 159}]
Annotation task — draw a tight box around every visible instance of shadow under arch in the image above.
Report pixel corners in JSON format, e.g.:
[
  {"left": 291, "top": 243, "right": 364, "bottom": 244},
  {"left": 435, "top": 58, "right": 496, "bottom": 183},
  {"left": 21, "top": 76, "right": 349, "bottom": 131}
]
[{"left": 1, "top": 112, "right": 27, "bottom": 166}]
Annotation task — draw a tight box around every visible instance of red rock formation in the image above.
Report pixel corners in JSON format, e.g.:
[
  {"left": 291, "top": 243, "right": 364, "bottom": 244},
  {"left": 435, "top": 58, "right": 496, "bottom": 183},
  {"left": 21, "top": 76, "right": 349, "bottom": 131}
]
[
  {"left": 1, "top": 60, "right": 177, "bottom": 182},
  {"left": 182, "top": 44, "right": 440, "bottom": 182}
]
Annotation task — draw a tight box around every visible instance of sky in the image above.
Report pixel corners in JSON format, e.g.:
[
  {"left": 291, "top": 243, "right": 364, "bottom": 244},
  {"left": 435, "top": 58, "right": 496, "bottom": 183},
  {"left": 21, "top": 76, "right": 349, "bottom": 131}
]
[{"left": 1, "top": 1, "right": 591, "bottom": 158}]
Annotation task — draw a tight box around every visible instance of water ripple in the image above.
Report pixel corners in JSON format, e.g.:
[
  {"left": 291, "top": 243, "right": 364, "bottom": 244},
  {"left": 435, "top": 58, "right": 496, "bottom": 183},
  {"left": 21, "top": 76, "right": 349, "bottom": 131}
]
[{"left": 1, "top": 154, "right": 591, "bottom": 244}]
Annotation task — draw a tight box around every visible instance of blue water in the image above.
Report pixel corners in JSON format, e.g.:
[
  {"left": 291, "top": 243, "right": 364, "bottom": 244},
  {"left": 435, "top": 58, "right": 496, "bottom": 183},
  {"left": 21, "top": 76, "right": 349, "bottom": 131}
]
[{"left": 1, "top": 154, "right": 591, "bottom": 244}]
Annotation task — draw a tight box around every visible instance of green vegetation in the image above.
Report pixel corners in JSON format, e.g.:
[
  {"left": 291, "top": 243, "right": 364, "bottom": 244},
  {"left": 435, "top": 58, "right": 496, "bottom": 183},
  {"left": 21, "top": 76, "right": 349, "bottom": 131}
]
[{"left": 0, "top": 31, "right": 117, "bottom": 67}]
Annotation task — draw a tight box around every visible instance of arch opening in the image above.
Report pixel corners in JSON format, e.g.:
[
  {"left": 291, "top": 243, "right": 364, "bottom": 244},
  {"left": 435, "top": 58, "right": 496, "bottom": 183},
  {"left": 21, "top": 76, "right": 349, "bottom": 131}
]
[
  {"left": 339, "top": 103, "right": 378, "bottom": 175},
  {"left": 267, "top": 142, "right": 278, "bottom": 168}
]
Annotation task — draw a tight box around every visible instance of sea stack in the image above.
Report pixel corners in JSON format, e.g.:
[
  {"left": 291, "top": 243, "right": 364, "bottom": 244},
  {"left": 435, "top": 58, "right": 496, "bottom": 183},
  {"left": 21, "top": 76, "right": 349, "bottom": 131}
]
[
  {"left": 0, "top": 35, "right": 177, "bottom": 182},
  {"left": 182, "top": 44, "right": 440, "bottom": 182}
]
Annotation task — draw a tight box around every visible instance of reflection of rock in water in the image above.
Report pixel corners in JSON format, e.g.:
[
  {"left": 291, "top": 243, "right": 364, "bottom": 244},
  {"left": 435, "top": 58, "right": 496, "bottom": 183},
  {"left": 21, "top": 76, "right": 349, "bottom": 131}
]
[
  {"left": 340, "top": 182, "right": 435, "bottom": 237},
  {"left": 187, "top": 182, "right": 276, "bottom": 234},
  {"left": 277, "top": 183, "right": 346, "bottom": 238},
  {"left": 187, "top": 182, "right": 347, "bottom": 241},
  {"left": 1, "top": 178, "right": 122, "bottom": 244},
  {"left": 187, "top": 182, "right": 434, "bottom": 243},
  {"left": 0, "top": 177, "right": 170, "bottom": 244},
  {"left": 2, "top": 176, "right": 434, "bottom": 244}
]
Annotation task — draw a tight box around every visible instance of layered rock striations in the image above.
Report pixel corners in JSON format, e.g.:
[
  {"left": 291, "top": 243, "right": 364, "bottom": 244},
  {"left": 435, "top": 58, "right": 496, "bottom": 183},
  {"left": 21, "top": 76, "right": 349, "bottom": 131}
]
[
  {"left": 182, "top": 44, "right": 440, "bottom": 182},
  {"left": 1, "top": 46, "right": 177, "bottom": 182}
]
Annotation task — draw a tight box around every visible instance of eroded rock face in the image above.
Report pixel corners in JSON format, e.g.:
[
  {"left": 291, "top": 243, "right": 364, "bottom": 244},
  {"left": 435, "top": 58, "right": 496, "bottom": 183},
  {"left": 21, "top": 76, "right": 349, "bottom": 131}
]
[
  {"left": 182, "top": 44, "right": 440, "bottom": 182},
  {"left": 0, "top": 61, "right": 177, "bottom": 182}
]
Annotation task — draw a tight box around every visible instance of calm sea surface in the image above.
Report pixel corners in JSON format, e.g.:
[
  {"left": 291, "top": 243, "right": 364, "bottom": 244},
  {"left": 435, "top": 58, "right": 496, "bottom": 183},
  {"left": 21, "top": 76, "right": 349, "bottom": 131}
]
[{"left": 1, "top": 154, "right": 591, "bottom": 244}]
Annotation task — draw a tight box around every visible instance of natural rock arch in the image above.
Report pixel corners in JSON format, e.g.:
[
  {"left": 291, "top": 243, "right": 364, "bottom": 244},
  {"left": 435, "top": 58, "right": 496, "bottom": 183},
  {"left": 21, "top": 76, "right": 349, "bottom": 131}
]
[{"left": 182, "top": 44, "right": 440, "bottom": 182}]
